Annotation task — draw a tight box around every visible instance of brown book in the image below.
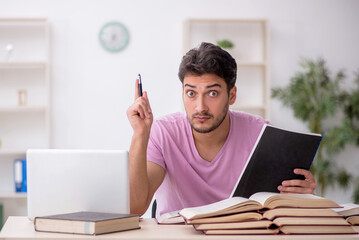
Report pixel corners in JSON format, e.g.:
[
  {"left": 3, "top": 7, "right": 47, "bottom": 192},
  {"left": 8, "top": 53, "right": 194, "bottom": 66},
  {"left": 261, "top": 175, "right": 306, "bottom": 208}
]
[
  {"left": 34, "top": 211, "right": 140, "bottom": 235},
  {"left": 263, "top": 207, "right": 342, "bottom": 220},
  {"left": 204, "top": 228, "right": 280, "bottom": 235},
  {"left": 199, "top": 217, "right": 356, "bottom": 235},
  {"left": 194, "top": 220, "right": 273, "bottom": 231},
  {"left": 274, "top": 216, "right": 356, "bottom": 234},
  {"left": 179, "top": 192, "right": 340, "bottom": 221},
  {"left": 279, "top": 225, "right": 356, "bottom": 234},
  {"left": 187, "top": 212, "right": 262, "bottom": 224}
]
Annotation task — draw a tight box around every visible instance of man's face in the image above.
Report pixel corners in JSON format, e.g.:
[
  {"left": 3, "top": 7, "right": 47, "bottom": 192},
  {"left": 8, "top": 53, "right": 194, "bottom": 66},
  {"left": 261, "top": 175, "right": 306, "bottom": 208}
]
[{"left": 182, "top": 74, "right": 236, "bottom": 134}]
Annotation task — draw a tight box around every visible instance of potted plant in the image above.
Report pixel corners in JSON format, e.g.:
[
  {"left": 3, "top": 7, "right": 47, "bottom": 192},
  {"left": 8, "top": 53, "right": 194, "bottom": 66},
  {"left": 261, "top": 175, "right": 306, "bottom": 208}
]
[{"left": 272, "top": 58, "right": 359, "bottom": 202}]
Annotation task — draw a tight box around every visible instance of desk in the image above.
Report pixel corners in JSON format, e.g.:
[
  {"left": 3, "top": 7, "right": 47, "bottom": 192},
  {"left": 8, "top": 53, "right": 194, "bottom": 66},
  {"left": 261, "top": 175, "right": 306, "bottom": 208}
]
[{"left": 1, "top": 217, "right": 359, "bottom": 240}]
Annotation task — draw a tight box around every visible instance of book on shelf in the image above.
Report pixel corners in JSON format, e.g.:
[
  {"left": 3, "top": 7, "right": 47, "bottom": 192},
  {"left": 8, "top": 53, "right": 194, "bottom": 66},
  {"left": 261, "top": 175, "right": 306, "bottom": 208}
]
[
  {"left": 34, "top": 211, "right": 140, "bottom": 235},
  {"left": 333, "top": 203, "right": 359, "bottom": 225},
  {"left": 179, "top": 192, "right": 340, "bottom": 221},
  {"left": 231, "top": 124, "right": 322, "bottom": 198}
]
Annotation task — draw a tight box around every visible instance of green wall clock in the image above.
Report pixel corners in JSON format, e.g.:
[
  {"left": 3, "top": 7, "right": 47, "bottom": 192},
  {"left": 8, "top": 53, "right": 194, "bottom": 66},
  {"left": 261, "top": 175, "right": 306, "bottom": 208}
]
[{"left": 99, "top": 21, "right": 130, "bottom": 53}]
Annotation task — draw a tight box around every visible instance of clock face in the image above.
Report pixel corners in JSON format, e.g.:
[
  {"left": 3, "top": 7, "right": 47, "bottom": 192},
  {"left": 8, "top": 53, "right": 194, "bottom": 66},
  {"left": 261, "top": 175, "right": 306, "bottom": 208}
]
[{"left": 99, "top": 22, "right": 130, "bottom": 52}]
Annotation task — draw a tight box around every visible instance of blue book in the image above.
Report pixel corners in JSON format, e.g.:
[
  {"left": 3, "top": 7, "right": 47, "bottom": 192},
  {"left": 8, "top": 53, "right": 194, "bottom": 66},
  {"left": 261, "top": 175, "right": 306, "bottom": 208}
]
[
  {"left": 21, "top": 159, "right": 27, "bottom": 192},
  {"left": 14, "top": 159, "right": 23, "bottom": 192}
]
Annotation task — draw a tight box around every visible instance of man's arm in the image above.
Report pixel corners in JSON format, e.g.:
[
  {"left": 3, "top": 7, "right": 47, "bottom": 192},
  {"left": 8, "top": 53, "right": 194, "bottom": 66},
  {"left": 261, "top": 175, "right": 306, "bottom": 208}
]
[
  {"left": 278, "top": 168, "right": 316, "bottom": 194},
  {"left": 127, "top": 79, "right": 165, "bottom": 215}
]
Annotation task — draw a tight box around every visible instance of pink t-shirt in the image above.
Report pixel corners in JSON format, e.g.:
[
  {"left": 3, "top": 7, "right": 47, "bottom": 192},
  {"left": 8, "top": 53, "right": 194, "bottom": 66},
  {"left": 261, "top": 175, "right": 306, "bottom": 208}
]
[{"left": 147, "top": 110, "right": 268, "bottom": 217}]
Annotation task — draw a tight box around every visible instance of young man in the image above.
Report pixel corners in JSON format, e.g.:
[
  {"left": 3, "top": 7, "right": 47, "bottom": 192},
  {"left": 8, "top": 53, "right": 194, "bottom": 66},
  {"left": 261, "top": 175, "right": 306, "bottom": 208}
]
[{"left": 126, "top": 42, "right": 316, "bottom": 217}]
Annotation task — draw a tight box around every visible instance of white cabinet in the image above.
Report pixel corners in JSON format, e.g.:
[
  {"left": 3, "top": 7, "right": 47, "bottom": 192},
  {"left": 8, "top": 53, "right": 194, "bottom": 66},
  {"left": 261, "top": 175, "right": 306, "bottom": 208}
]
[
  {"left": 0, "top": 18, "right": 50, "bottom": 223},
  {"left": 183, "top": 19, "right": 270, "bottom": 120}
]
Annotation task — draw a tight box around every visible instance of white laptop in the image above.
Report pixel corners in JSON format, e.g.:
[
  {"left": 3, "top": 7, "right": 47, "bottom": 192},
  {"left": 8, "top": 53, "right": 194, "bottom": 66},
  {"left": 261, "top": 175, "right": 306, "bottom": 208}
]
[{"left": 26, "top": 149, "right": 130, "bottom": 220}]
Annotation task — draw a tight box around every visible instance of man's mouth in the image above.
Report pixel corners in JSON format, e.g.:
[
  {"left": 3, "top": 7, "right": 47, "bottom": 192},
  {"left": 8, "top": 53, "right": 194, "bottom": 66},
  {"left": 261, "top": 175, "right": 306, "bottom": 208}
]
[{"left": 193, "top": 114, "right": 213, "bottom": 122}]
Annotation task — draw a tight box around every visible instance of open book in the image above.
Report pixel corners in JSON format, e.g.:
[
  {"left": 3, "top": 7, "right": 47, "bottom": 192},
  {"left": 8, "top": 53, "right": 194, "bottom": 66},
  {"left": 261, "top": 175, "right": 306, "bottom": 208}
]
[
  {"left": 231, "top": 124, "right": 322, "bottom": 198},
  {"left": 179, "top": 192, "right": 340, "bottom": 221},
  {"left": 333, "top": 203, "right": 359, "bottom": 225}
]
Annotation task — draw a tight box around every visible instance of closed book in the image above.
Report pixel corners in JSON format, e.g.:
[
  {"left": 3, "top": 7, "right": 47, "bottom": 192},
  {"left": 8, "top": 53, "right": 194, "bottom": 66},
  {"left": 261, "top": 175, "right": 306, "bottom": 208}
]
[
  {"left": 231, "top": 124, "right": 322, "bottom": 198},
  {"left": 34, "top": 211, "right": 140, "bottom": 235},
  {"left": 204, "top": 228, "right": 279, "bottom": 235}
]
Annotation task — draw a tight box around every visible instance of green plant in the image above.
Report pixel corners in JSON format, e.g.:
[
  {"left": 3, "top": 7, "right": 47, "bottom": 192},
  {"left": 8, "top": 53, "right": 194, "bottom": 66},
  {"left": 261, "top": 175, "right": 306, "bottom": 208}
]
[
  {"left": 272, "top": 58, "right": 359, "bottom": 200},
  {"left": 216, "top": 39, "right": 234, "bottom": 49}
]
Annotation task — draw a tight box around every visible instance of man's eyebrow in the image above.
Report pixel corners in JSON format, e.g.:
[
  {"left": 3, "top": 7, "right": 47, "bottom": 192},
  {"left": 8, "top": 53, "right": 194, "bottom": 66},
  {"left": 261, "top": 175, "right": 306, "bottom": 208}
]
[
  {"left": 184, "top": 83, "right": 196, "bottom": 88},
  {"left": 206, "top": 84, "right": 222, "bottom": 89},
  {"left": 183, "top": 83, "right": 222, "bottom": 89}
]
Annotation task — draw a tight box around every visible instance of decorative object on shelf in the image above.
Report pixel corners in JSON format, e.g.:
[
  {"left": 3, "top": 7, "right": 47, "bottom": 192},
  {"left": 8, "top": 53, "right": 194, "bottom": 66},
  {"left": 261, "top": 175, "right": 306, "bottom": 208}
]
[
  {"left": 216, "top": 39, "right": 234, "bottom": 49},
  {"left": 18, "top": 90, "right": 27, "bottom": 106},
  {"left": 5, "top": 44, "right": 14, "bottom": 61},
  {"left": 272, "top": 58, "right": 359, "bottom": 203},
  {"left": 99, "top": 21, "right": 130, "bottom": 53}
]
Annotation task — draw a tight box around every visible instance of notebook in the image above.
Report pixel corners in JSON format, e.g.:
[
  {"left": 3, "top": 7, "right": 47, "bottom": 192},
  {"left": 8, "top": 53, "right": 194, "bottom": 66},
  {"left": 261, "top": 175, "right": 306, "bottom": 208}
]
[{"left": 26, "top": 149, "right": 130, "bottom": 220}]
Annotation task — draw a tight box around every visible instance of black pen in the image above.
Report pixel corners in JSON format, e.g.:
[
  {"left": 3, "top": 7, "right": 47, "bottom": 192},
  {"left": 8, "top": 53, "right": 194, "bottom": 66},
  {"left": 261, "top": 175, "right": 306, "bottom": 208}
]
[{"left": 138, "top": 74, "right": 143, "bottom": 97}]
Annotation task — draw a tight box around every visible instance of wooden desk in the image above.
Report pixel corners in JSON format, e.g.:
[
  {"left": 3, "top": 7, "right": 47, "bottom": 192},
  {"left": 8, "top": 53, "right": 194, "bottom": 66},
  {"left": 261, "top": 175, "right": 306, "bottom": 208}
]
[{"left": 1, "top": 216, "right": 359, "bottom": 240}]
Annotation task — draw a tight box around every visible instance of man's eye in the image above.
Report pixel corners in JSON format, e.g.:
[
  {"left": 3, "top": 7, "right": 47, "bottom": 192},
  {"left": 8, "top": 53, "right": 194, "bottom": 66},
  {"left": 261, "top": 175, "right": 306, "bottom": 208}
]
[
  {"left": 209, "top": 91, "right": 218, "bottom": 97},
  {"left": 186, "top": 91, "right": 195, "bottom": 97}
]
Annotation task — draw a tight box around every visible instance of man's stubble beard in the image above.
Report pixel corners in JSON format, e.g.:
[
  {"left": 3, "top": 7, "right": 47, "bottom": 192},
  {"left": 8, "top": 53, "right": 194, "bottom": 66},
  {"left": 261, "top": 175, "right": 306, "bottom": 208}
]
[{"left": 186, "top": 100, "right": 229, "bottom": 134}]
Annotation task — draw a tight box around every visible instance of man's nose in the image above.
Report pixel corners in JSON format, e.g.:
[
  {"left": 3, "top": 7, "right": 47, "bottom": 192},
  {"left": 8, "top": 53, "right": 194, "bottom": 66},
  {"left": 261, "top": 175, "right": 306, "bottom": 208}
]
[{"left": 195, "top": 95, "right": 208, "bottom": 113}]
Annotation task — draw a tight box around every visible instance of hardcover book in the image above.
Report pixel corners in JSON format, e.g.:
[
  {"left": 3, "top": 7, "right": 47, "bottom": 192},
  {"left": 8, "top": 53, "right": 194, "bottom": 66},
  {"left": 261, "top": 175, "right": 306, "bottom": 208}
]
[
  {"left": 231, "top": 124, "right": 322, "bottom": 198},
  {"left": 34, "top": 211, "right": 140, "bottom": 235}
]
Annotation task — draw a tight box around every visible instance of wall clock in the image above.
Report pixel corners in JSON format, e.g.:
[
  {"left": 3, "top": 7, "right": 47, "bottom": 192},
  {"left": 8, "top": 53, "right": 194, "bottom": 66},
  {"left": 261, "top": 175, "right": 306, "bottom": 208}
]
[{"left": 99, "top": 21, "right": 130, "bottom": 53}]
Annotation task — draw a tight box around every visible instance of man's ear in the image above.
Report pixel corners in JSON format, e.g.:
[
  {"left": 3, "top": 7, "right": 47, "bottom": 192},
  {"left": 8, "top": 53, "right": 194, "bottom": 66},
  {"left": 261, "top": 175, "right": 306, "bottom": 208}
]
[{"left": 229, "top": 86, "right": 237, "bottom": 105}]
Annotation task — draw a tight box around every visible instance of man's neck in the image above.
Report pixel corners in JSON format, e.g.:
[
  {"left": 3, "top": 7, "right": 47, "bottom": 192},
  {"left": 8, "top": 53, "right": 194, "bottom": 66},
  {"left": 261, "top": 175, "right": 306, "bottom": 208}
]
[{"left": 192, "top": 112, "right": 231, "bottom": 161}]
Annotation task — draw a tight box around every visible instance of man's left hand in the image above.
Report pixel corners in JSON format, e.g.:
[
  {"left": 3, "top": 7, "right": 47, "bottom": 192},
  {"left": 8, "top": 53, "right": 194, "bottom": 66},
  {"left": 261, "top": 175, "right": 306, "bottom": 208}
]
[{"left": 278, "top": 169, "right": 316, "bottom": 194}]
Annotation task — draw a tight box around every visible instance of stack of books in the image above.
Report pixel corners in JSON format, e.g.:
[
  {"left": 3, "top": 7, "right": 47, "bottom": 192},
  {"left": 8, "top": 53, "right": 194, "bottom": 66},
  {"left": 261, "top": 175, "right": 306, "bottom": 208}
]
[{"left": 178, "top": 192, "right": 358, "bottom": 235}]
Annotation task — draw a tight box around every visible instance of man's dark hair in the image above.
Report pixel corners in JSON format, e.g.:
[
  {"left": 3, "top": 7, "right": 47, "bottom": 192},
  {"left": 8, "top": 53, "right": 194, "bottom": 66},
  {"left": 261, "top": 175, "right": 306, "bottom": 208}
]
[{"left": 178, "top": 42, "right": 237, "bottom": 91}]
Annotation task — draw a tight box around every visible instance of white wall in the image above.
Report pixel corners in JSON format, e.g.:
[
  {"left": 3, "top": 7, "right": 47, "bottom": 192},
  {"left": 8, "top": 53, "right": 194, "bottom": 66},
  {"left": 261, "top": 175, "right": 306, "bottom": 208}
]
[{"left": 2, "top": 0, "right": 359, "bottom": 204}]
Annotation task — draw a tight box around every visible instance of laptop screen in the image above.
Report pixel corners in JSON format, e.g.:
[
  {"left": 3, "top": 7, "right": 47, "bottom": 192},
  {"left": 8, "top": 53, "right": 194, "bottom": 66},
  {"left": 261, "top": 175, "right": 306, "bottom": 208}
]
[{"left": 26, "top": 149, "right": 129, "bottom": 220}]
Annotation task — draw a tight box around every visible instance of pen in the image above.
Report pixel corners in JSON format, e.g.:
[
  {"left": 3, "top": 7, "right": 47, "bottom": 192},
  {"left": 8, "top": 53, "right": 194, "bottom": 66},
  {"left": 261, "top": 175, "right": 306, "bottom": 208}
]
[{"left": 138, "top": 74, "right": 143, "bottom": 97}]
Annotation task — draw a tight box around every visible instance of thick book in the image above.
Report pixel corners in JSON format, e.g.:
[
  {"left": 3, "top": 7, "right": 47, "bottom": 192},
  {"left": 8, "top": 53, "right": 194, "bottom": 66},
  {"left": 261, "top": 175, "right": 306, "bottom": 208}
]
[
  {"left": 197, "top": 216, "right": 356, "bottom": 235},
  {"left": 179, "top": 192, "right": 340, "bottom": 221},
  {"left": 231, "top": 124, "right": 322, "bottom": 198},
  {"left": 203, "top": 225, "right": 356, "bottom": 235},
  {"left": 34, "top": 211, "right": 140, "bottom": 235}
]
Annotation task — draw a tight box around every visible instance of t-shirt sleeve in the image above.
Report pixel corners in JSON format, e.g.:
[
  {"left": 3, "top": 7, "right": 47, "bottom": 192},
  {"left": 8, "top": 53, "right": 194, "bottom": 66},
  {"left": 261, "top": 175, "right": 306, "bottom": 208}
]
[{"left": 147, "top": 120, "right": 167, "bottom": 170}]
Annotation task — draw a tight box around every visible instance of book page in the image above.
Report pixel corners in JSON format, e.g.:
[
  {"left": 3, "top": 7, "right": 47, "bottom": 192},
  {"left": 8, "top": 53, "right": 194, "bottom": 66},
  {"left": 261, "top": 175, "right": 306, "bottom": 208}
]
[
  {"left": 249, "top": 192, "right": 279, "bottom": 205},
  {"left": 179, "top": 197, "right": 260, "bottom": 220},
  {"left": 156, "top": 210, "right": 183, "bottom": 224}
]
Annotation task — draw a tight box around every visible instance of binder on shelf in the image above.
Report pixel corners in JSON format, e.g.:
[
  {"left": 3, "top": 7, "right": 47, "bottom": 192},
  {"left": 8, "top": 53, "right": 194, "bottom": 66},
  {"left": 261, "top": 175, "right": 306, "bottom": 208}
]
[
  {"left": 0, "top": 204, "right": 3, "bottom": 229},
  {"left": 14, "top": 158, "right": 27, "bottom": 193}
]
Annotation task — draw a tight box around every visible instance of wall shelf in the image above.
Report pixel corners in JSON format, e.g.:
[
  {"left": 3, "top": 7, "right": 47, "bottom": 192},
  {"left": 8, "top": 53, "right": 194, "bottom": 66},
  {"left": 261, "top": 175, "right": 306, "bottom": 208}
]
[
  {"left": 0, "top": 18, "right": 50, "bottom": 221},
  {"left": 183, "top": 19, "right": 270, "bottom": 120}
]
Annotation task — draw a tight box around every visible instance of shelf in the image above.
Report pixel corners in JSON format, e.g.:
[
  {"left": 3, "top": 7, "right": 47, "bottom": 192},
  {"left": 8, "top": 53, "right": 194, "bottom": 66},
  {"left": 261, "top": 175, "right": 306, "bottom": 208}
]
[
  {"left": 0, "top": 106, "right": 47, "bottom": 113},
  {"left": 237, "top": 62, "right": 267, "bottom": 67},
  {"left": 0, "top": 150, "right": 26, "bottom": 156},
  {"left": 0, "top": 18, "right": 47, "bottom": 27},
  {"left": 0, "top": 192, "right": 27, "bottom": 199},
  {"left": 0, "top": 62, "right": 47, "bottom": 69}
]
